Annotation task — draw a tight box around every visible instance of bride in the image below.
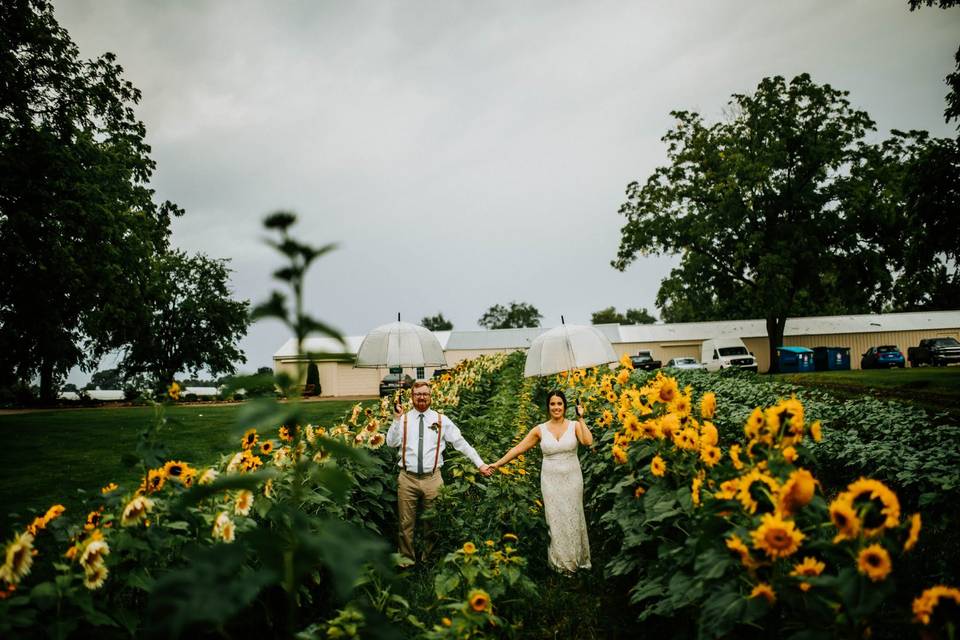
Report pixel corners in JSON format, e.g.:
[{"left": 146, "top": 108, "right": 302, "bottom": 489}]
[{"left": 491, "top": 390, "right": 592, "bottom": 573}]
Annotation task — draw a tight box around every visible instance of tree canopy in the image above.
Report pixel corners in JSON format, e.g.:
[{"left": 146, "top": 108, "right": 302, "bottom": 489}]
[
  {"left": 421, "top": 312, "right": 454, "bottom": 331},
  {"left": 0, "top": 0, "right": 181, "bottom": 400},
  {"left": 591, "top": 307, "right": 657, "bottom": 325},
  {"left": 118, "top": 251, "right": 249, "bottom": 391},
  {"left": 477, "top": 302, "right": 542, "bottom": 330},
  {"left": 908, "top": 0, "right": 960, "bottom": 127},
  {"left": 613, "top": 74, "right": 892, "bottom": 371}
]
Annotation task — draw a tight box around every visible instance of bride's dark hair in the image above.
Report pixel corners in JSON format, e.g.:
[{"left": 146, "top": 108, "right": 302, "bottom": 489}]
[{"left": 546, "top": 390, "right": 567, "bottom": 411}]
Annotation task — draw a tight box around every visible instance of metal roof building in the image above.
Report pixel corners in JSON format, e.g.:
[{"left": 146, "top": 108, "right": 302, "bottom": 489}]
[{"left": 273, "top": 310, "right": 960, "bottom": 397}]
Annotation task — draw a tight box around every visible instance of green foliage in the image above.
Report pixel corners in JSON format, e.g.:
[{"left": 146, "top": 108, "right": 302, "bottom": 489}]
[
  {"left": 119, "top": 250, "right": 250, "bottom": 392},
  {"left": 0, "top": 0, "right": 182, "bottom": 401},
  {"left": 421, "top": 313, "right": 454, "bottom": 331},
  {"left": 591, "top": 306, "right": 657, "bottom": 325},
  {"left": 477, "top": 302, "right": 542, "bottom": 330}
]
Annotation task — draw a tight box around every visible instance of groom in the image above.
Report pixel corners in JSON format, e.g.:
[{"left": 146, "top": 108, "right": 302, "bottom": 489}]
[{"left": 386, "top": 380, "right": 492, "bottom": 563}]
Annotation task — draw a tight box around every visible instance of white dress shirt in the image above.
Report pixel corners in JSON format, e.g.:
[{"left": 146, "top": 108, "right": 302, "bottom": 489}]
[{"left": 386, "top": 408, "right": 485, "bottom": 471}]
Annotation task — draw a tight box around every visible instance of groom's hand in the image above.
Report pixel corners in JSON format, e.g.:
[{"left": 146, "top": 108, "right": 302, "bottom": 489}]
[
  {"left": 479, "top": 464, "right": 493, "bottom": 477},
  {"left": 394, "top": 402, "right": 403, "bottom": 419}
]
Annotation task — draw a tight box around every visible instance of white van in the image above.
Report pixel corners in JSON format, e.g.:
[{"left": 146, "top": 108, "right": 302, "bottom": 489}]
[{"left": 701, "top": 337, "right": 758, "bottom": 372}]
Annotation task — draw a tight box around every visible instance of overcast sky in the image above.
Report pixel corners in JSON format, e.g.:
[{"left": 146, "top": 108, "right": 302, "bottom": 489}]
[{"left": 55, "top": 0, "right": 959, "bottom": 381}]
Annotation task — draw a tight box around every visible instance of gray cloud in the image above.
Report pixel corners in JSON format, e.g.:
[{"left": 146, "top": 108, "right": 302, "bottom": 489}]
[{"left": 55, "top": 0, "right": 960, "bottom": 380}]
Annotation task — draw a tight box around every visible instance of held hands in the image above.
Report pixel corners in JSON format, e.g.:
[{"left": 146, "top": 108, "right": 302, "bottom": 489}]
[{"left": 479, "top": 464, "right": 494, "bottom": 477}]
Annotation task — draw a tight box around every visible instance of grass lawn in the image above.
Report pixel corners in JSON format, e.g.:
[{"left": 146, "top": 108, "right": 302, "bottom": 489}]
[
  {"left": 781, "top": 366, "right": 960, "bottom": 415},
  {"left": 0, "top": 399, "right": 369, "bottom": 534}
]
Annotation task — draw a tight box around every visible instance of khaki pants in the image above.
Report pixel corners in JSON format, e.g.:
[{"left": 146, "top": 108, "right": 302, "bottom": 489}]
[{"left": 397, "top": 469, "right": 443, "bottom": 562}]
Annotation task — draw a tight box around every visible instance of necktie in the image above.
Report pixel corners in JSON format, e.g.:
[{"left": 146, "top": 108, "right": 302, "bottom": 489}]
[{"left": 417, "top": 413, "right": 425, "bottom": 474}]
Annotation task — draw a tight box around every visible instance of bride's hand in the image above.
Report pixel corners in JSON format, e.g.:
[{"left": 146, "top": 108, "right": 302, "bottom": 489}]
[{"left": 576, "top": 404, "right": 585, "bottom": 418}]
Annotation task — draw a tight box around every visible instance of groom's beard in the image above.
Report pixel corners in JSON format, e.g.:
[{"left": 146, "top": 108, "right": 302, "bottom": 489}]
[{"left": 413, "top": 398, "right": 430, "bottom": 412}]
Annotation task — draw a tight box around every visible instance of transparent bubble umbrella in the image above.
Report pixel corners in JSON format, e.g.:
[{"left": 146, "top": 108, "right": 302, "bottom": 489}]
[
  {"left": 523, "top": 317, "right": 617, "bottom": 378},
  {"left": 355, "top": 314, "right": 447, "bottom": 370}
]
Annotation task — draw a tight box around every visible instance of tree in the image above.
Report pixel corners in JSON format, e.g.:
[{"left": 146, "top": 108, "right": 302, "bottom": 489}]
[
  {"left": 421, "top": 312, "right": 453, "bottom": 331},
  {"left": 613, "top": 74, "right": 890, "bottom": 372},
  {"left": 909, "top": 1, "right": 960, "bottom": 128},
  {"left": 84, "top": 368, "right": 123, "bottom": 391},
  {"left": 591, "top": 307, "right": 657, "bottom": 324},
  {"left": 118, "top": 251, "right": 249, "bottom": 390},
  {"left": 0, "top": 0, "right": 181, "bottom": 401},
  {"left": 477, "top": 302, "right": 542, "bottom": 329}
]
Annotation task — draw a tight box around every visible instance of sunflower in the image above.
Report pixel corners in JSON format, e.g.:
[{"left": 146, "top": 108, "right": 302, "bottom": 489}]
[
  {"left": 777, "top": 468, "right": 816, "bottom": 516},
  {"left": 503, "top": 533, "right": 518, "bottom": 542},
  {"left": 79, "top": 538, "right": 110, "bottom": 572},
  {"left": 241, "top": 428, "right": 259, "bottom": 450},
  {"left": 364, "top": 419, "right": 380, "bottom": 433},
  {"left": 716, "top": 478, "right": 740, "bottom": 501},
  {"left": 738, "top": 469, "right": 780, "bottom": 514},
  {"left": 700, "top": 445, "right": 722, "bottom": 468},
  {"left": 279, "top": 425, "right": 295, "bottom": 442},
  {"left": 212, "top": 511, "right": 236, "bottom": 543},
  {"left": 751, "top": 512, "right": 804, "bottom": 559},
  {"left": 616, "top": 369, "right": 631, "bottom": 386},
  {"left": 750, "top": 582, "right": 776, "bottom": 604},
  {"left": 199, "top": 468, "right": 218, "bottom": 485},
  {"left": 167, "top": 381, "right": 181, "bottom": 401},
  {"left": 368, "top": 433, "right": 386, "bottom": 449},
  {"left": 657, "top": 377, "right": 679, "bottom": 403},
  {"left": 691, "top": 476, "right": 702, "bottom": 507},
  {"left": 857, "top": 544, "right": 892, "bottom": 582},
  {"left": 0, "top": 532, "right": 35, "bottom": 585},
  {"left": 809, "top": 420, "right": 822, "bottom": 442},
  {"left": 650, "top": 455, "right": 666, "bottom": 477},
  {"left": 623, "top": 414, "right": 642, "bottom": 440},
  {"left": 669, "top": 393, "right": 692, "bottom": 416},
  {"left": 121, "top": 496, "right": 154, "bottom": 527},
  {"left": 699, "top": 422, "right": 718, "bottom": 447},
  {"left": 234, "top": 490, "right": 254, "bottom": 516},
  {"left": 634, "top": 486, "right": 646, "bottom": 499},
  {"left": 145, "top": 468, "right": 166, "bottom": 493},
  {"left": 82, "top": 562, "right": 109, "bottom": 590},
  {"left": 100, "top": 482, "right": 118, "bottom": 494},
  {"left": 640, "top": 419, "right": 661, "bottom": 439},
  {"left": 84, "top": 509, "right": 104, "bottom": 531},
  {"left": 729, "top": 444, "right": 744, "bottom": 470},
  {"left": 913, "top": 585, "right": 960, "bottom": 625},
  {"left": 660, "top": 413, "right": 680, "bottom": 439},
  {"left": 781, "top": 446, "right": 797, "bottom": 464},
  {"left": 260, "top": 440, "right": 275, "bottom": 455},
  {"left": 829, "top": 496, "right": 861, "bottom": 542},
  {"left": 612, "top": 446, "right": 628, "bottom": 465},
  {"left": 598, "top": 410, "right": 614, "bottom": 428},
  {"left": 462, "top": 542, "right": 477, "bottom": 555},
  {"left": 744, "top": 407, "right": 765, "bottom": 439},
  {"left": 791, "top": 556, "right": 825, "bottom": 591},
  {"left": 674, "top": 427, "right": 699, "bottom": 451},
  {"left": 725, "top": 534, "right": 756, "bottom": 568},
  {"left": 468, "top": 589, "right": 491, "bottom": 613},
  {"left": 619, "top": 353, "right": 634, "bottom": 370},
  {"left": 163, "top": 460, "right": 190, "bottom": 480},
  {"left": 904, "top": 513, "right": 921, "bottom": 552},
  {"left": 846, "top": 478, "right": 900, "bottom": 535}
]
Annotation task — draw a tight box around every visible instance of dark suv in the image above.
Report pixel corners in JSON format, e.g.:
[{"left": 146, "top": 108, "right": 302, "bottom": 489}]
[
  {"left": 379, "top": 373, "right": 413, "bottom": 397},
  {"left": 860, "top": 345, "right": 905, "bottom": 369},
  {"left": 630, "top": 350, "right": 662, "bottom": 371}
]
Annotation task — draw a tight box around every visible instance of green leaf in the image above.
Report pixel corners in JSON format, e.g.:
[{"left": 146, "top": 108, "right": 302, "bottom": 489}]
[{"left": 310, "top": 465, "right": 356, "bottom": 503}]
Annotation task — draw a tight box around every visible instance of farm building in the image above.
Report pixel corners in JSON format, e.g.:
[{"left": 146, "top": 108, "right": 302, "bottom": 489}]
[{"left": 273, "top": 310, "right": 960, "bottom": 398}]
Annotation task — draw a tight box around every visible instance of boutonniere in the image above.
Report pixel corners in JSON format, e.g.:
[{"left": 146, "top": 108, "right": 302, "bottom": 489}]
[{"left": 428, "top": 422, "right": 440, "bottom": 433}]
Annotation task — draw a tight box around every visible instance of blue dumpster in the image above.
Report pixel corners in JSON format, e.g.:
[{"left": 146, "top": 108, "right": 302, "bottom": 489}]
[
  {"left": 776, "top": 346, "right": 815, "bottom": 373},
  {"left": 813, "top": 346, "right": 851, "bottom": 371}
]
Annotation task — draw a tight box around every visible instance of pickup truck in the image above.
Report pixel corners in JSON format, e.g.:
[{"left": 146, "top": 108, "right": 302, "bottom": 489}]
[
  {"left": 908, "top": 338, "right": 960, "bottom": 367},
  {"left": 630, "top": 350, "right": 662, "bottom": 371}
]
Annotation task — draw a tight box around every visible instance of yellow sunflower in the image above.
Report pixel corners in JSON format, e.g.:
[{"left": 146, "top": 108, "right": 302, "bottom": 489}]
[
  {"left": 234, "top": 490, "right": 254, "bottom": 516},
  {"left": 751, "top": 512, "right": 805, "bottom": 559},
  {"left": 691, "top": 476, "right": 702, "bottom": 507},
  {"left": 750, "top": 582, "right": 776, "bottom": 604},
  {"left": 260, "top": 440, "right": 275, "bottom": 455},
  {"left": 857, "top": 544, "right": 892, "bottom": 582},
  {"left": 83, "top": 562, "right": 109, "bottom": 590},
  {"left": 738, "top": 469, "right": 780, "bottom": 514},
  {"left": 904, "top": 513, "right": 921, "bottom": 552},
  {"left": 729, "top": 444, "right": 744, "bottom": 470},
  {"left": 660, "top": 413, "right": 680, "bottom": 439},
  {"left": 669, "top": 393, "right": 692, "bottom": 416},
  {"left": 616, "top": 369, "right": 631, "bottom": 386},
  {"left": 468, "top": 588, "right": 491, "bottom": 612},
  {"left": 674, "top": 427, "right": 699, "bottom": 451},
  {"left": 699, "top": 422, "right": 718, "bottom": 447},
  {"left": 100, "top": 482, "right": 118, "bottom": 494},
  {"left": 619, "top": 353, "right": 634, "bottom": 370},
  {"left": 241, "top": 428, "right": 258, "bottom": 450},
  {"left": 700, "top": 445, "right": 722, "bottom": 468},
  {"left": 716, "top": 478, "right": 740, "bottom": 501},
  {"left": 612, "top": 445, "right": 628, "bottom": 465},
  {"left": 650, "top": 455, "right": 666, "bottom": 478},
  {"left": 657, "top": 377, "right": 679, "bottom": 403},
  {"left": 725, "top": 534, "right": 756, "bottom": 569},
  {"left": 0, "top": 532, "right": 35, "bottom": 585},
  {"left": 790, "top": 556, "right": 825, "bottom": 592},
  {"left": 809, "top": 420, "right": 823, "bottom": 442},
  {"left": 634, "top": 486, "right": 646, "bottom": 499},
  {"left": 121, "top": 496, "right": 154, "bottom": 527},
  {"left": 777, "top": 468, "right": 816, "bottom": 517},
  {"left": 913, "top": 585, "right": 960, "bottom": 625},
  {"left": 846, "top": 478, "right": 900, "bottom": 535},
  {"left": 744, "top": 408, "right": 765, "bottom": 440},
  {"left": 700, "top": 392, "right": 717, "bottom": 419},
  {"left": 829, "top": 496, "right": 861, "bottom": 542},
  {"left": 781, "top": 446, "right": 797, "bottom": 464},
  {"left": 462, "top": 542, "right": 477, "bottom": 555}
]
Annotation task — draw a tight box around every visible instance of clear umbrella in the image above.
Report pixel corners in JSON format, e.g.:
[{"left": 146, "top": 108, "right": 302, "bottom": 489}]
[{"left": 355, "top": 314, "right": 447, "bottom": 370}]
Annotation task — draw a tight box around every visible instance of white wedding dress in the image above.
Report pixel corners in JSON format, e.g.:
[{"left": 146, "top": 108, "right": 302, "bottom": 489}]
[{"left": 539, "top": 420, "right": 591, "bottom": 573}]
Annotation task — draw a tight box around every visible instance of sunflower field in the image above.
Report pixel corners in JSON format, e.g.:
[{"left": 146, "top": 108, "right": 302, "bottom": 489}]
[{"left": 2, "top": 215, "right": 959, "bottom": 638}]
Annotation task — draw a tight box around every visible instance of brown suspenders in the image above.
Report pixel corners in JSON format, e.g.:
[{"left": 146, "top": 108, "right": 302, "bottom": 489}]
[{"left": 400, "top": 411, "right": 444, "bottom": 474}]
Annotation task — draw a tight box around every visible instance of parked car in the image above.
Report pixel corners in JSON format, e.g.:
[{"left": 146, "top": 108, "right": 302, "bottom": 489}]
[
  {"left": 907, "top": 337, "right": 960, "bottom": 367},
  {"left": 701, "top": 337, "right": 758, "bottom": 372},
  {"left": 379, "top": 373, "right": 413, "bottom": 397},
  {"left": 665, "top": 357, "right": 705, "bottom": 371},
  {"left": 630, "top": 350, "right": 662, "bottom": 371},
  {"left": 860, "top": 345, "right": 905, "bottom": 369},
  {"left": 431, "top": 368, "right": 450, "bottom": 379}
]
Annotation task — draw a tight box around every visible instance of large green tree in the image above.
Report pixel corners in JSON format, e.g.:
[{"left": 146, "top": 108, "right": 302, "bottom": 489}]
[
  {"left": 613, "top": 74, "right": 891, "bottom": 372},
  {"left": 421, "top": 312, "right": 454, "bottom": 331},
  {"left": 477, "top": 301, "right": 542, "bottom": 329},
  {"left": 118, "top": 251, "right": 249, "bottom": 391},
  {"left": 0, "top": 0, "right": 181, "bottom": 401},
  {"left": 591, "top": 306, "right": 657, "bottom": 325},
  {"left": 909, "top": 0, "right": 960, "bottom": 128}
]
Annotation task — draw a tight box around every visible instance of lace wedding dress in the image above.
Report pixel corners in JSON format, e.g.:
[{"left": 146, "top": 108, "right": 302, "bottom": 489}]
[{"left": 539, "top": 420, "right": 591, "bottom": 573}]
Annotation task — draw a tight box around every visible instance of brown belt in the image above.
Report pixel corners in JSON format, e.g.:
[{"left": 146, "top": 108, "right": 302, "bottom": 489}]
[{"left": 401, "top": 469, "right": 440, "bottom": 479}]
